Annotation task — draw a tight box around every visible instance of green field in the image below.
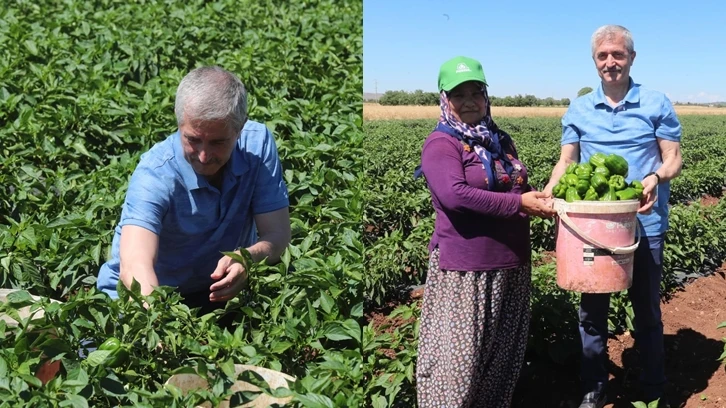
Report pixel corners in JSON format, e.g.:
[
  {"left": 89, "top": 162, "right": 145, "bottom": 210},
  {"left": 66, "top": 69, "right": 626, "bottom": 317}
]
[
  {"left": 362, "top": 116, "right": 726, "bottom": 406},
  {"left": 0, "top": 1, "right": 365, "bottom": 406}
]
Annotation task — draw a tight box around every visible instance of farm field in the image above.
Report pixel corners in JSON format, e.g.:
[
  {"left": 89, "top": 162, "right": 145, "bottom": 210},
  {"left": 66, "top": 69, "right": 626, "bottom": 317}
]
[
  {"left": 363, "top": 102, "right": 726, "bottom": 120},
  {"left": 1, "top": 1, "right": 365, "bottom": 407},
  {"left": 363, "top": 115, "right": 726, "bottom": 407}
]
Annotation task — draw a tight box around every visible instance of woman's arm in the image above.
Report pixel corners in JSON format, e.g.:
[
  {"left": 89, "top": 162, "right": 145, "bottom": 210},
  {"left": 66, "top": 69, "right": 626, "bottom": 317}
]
[{"left": 421, "top": 137, "right": 521, "bottom": 218}]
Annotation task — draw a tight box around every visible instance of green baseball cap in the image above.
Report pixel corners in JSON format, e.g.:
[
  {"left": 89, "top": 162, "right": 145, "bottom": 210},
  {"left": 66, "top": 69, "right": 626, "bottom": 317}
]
[{"left": 437, "top": 56, "right": 487, "bottom": 92}]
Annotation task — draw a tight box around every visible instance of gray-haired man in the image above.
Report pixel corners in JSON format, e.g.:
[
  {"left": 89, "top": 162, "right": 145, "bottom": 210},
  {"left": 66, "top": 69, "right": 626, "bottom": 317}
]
[{"left": 97, "top": 66, "right": 291, "bottom": 326}]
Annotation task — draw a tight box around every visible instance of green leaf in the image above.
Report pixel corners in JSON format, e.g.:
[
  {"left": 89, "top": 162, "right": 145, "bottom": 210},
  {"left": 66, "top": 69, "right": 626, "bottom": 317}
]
[
  {"left": 219, "top": 358, "right": 236, "bottom": 379},
  {"left": 270, "top": 341, "right": 293, "bottom": 354},
  {"left": 319, "top": 290, "right": 334, "bottom": 315},
  {"left": 371, "top": 395, "right": 387, "bottom": 408},
  {"left": 0, "top": 357, "right": 7, "bottom": 378},
  {"left": 295, "top": 393, "right": 336, "bottom": 408},
  {"left": 6, "top": 290, "right": 33, "bottom": 304},
  {"left": 84, "top": 350, "right": 112, "bottom": 367},
  {"left": 342, "top": 319, "right": 361, "bottom": 344},
  {"left": 59, "top": 394, "right": 89, "bottom": 408},
  {"left": 19, "top": 373, "right": 42, "bottom": 388},
  {"left": 350, "top": 302, "right": 363, "bottom": 317},
  {"left": 322, "top": 324, "right": 351, "bottom": 342},
  {"left": 24, "top": 40, "right": 38, "bottom": 56},
  {"left": 72, "top": 140, "right": 91, "bottom": 157},
  {"left": 306, "top": 298, "right": 318, "bottom": 327}
]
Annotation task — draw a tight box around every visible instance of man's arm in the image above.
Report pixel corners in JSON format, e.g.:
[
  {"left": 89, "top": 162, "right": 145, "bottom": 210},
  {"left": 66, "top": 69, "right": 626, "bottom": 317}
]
[
  {"left": 208, "top": 207, "right": 291, "bottom": 302},
  {"left": 246, "top": 206, "right": 292, "bottom": 264},
  {"left": 544, "top": 143, "right": 580, "bottom": 196},
  {"left": 652, "top": 139, "right": 682, "bottom": 183},
  {"left": 119, "top": 225, "right": 160, "bottom": 296},
  {"left": 638, "top": 139, "right": 682, "bottom": 213}
]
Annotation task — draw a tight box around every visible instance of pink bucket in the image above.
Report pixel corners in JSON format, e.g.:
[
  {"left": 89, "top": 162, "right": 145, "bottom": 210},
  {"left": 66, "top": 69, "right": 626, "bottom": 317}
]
[{"left": 553, "top": 199, "right": 641, "bottom": 293}]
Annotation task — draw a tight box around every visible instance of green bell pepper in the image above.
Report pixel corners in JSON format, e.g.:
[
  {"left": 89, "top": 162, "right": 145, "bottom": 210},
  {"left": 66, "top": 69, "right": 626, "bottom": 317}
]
[
  {"left": 552, "top": 183, "right": 567, "bottom": 199},
  {"left": 575, "top": 163, "right": 593, "bottom": 180},
  {"left": 589, "top": 152, "right": 607, "bottom": 168},
  {"left": 584, "top": 186, "right": 599, "bottom": 201},
  {"left": 593, "top": 165, "right": 611, "bottom": 179},
  {"left": 608, "top": 175, "right": 626, "bottom": 191},
  {"left": 604, "top": 153, "right": 629, "bottom": 177},
  {"left": 616, "top": 187, "right": 639, "bottom": 201},
  {"left": 98, "top": 337, "right": 129, "bottom": 368},
  {"left": 600, "top": 185, "right": 618, "bottom": 201},
  {"left": 565, "top": 174, "right": 579, "bottom": 187},
  {"left": 590, "top": 173, "right": 609, "bottom": 194},
  {"left": 630, "top": 180, "right": 644, "bottom": 199},
  {"left": 576, "top": 179, "right": 590, "bottom": 195},
  {"left": 565, "top": 187, "right": 581, "bottom": 202},
  {"left": 565, "top": 162, "right": 578, "bottom": 175}
]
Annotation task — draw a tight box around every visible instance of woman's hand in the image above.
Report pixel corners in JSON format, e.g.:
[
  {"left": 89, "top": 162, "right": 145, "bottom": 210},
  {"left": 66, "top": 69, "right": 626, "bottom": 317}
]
[{"left": 520, "top": 191, "right": 557, "bottom": 218}]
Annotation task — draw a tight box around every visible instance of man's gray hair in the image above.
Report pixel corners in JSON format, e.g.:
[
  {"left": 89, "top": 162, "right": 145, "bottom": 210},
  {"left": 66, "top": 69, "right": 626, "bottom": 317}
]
[
  {"left": 591, "top": 25, "right": 635, "bottom": 57},
  {"left": 175, "top": 66, "right": 248, "bottom": 132}
]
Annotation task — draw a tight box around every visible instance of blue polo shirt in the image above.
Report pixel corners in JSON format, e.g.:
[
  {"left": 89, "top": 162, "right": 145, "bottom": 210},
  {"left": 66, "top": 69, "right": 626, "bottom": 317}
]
[
  {"left": 561, "top": 78, "right": 682, "bottom": 237},
  {"left": 97, "top": 120, "right": 289, "bottom": 298}
]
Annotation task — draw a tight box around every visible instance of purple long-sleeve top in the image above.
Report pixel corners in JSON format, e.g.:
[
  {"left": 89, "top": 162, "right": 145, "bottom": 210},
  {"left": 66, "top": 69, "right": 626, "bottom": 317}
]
[{"left": 420, "top": 131, "right": 531, "bottom": 271}]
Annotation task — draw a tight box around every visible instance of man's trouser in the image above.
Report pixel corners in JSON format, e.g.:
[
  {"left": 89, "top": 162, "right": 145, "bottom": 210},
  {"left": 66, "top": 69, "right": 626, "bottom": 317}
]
[{"left": 579, "top": 233, "right": 666, "bottom": 400}]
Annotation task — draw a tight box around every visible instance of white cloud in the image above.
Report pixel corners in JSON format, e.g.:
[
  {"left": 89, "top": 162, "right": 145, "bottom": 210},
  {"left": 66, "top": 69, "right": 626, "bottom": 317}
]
[{"left": 683, "top": 91, "right": 723, "bottom": 103}]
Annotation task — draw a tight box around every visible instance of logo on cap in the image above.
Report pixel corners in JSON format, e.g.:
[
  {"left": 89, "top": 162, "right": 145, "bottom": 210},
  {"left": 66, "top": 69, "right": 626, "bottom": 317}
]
[{"left": 455, "top": 63, "right": 471, "bottom": 73}]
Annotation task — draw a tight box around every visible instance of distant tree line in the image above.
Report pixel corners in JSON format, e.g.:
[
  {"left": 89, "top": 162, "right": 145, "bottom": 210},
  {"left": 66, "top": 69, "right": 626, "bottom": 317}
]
[{"left": 375, "top": 89, "right": 570, "bottom": 107}]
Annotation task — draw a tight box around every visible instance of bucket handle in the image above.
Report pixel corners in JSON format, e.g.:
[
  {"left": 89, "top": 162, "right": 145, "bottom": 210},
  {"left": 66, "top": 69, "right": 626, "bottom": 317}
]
[{"left": 556, "top": 207, "right": 641, "bottom": 255}]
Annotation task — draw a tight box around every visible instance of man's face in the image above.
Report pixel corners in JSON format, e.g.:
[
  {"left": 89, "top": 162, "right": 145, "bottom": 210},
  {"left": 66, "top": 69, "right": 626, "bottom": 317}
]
[
  {"left": 594, "top": 34, "right": 636, "bottom": 87},
  {"left": 179, "top": 119, "right": 241, "bottom": 177}
]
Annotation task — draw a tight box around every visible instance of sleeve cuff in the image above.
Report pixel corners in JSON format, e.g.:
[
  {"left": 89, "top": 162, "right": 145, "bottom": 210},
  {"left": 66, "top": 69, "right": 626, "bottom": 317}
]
[
  {"left": 120, "top": 219, "right": 161, "bottom": 235},
  {"left": 253, "top": 199, "right": 290, "bottom": 215}
]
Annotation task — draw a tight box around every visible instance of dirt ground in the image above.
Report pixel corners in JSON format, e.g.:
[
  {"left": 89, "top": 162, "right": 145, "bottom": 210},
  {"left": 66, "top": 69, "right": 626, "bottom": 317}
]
[
  {"left": 362, "top": 103, "right": 726, "bottom": 121},
  {"left": 368, "top": 264, "right": 726, "bottom": 408},
  {"left": 513, "top": 266, "right": 726, "bottom": 408}
]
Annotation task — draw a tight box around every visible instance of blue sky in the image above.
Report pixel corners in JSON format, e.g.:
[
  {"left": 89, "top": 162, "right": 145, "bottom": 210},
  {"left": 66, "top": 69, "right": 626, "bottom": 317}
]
[{"left": 364, "top": 0, "right": 726, "bottom": 103}]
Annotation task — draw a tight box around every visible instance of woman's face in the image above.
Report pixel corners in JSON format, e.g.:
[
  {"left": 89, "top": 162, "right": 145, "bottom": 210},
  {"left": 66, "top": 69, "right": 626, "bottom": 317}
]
[{"left": 448, "top": 81, "right": 487, "bottom": 125}]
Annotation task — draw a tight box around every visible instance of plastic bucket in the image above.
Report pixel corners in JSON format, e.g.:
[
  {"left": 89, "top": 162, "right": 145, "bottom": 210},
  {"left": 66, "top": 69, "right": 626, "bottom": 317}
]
[{"left": 553, "top": 199, "right": 641, "bottom": 293}]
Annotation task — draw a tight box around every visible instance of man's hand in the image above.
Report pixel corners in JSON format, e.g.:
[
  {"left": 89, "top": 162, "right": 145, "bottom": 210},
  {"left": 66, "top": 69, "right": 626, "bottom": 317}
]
[
  {"left": 544, "top": 143, "right": 580, "bottom": 198},
  {"left": 209, "top": 254, "right": 248, "bottom": 302},
  {"left": 637, "top": 173, "right": 658, "bottom": 214},
  {"left": 543, "top": 181, "right": 558, "bottom": 198}
]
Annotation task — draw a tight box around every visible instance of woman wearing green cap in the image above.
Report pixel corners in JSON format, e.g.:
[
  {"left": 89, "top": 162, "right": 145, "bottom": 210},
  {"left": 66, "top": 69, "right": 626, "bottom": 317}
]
[{"left": 414, "top": 56, "right": 556, "bottom": 407}]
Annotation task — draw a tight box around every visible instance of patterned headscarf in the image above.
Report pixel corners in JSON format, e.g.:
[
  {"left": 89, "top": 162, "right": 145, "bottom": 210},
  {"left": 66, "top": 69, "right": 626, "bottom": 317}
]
[{"left": 436, "top": 84, "right": 521, "bottom": 192}]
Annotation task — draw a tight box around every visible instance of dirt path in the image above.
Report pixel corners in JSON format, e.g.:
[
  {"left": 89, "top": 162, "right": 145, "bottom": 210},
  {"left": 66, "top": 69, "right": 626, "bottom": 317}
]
[{"left": 513, "top": 268, "right": 726, "bottom": 408}]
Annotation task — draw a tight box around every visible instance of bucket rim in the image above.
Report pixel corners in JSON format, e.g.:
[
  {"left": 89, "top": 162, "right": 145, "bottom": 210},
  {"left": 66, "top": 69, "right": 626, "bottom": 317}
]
[{"left": 553, "top": 198, "right": 640, "bottom": 214}]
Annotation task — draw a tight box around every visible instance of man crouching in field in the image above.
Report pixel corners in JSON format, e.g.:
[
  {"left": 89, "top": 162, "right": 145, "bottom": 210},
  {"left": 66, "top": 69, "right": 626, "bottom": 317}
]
[{"left": 97, "top": 66, "right": 291, "bottom": 326}]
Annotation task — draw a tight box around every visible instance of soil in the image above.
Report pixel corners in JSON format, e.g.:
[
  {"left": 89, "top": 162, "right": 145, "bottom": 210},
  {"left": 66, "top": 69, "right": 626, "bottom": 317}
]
[
  {"left": 701, "top": 195, "right": 720, "bottom": 207},
  {"left": 513, "top": 264, "right": 726, "bottom": 408},
  {"left": 367, "top": 262, "right": 726, "bottom": 408}
]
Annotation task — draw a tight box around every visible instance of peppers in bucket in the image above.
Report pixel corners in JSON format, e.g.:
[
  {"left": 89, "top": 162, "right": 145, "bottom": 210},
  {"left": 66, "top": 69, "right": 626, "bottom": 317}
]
[{"left": 554, "top": 153, "right": 638, "bottom": 201}]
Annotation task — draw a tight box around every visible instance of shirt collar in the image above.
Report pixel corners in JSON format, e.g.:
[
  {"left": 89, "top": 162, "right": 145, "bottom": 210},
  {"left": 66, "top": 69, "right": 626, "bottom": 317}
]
[
  {"left": 227, "top": 136, "right": 249, "bottom": 177},
  {"left": 593, "top": 77, "right": 640, "bottom": 107}
]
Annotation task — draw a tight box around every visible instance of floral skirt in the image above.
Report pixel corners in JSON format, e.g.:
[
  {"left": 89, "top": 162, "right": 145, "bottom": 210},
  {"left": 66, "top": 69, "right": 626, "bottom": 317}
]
[{"left": 416, "top": 248, "right": 531, "bottom": 408}]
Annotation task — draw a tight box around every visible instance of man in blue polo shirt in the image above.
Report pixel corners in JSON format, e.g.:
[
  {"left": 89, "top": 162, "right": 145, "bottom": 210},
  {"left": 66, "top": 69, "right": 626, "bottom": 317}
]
[
  {"left": 544, "top": 25, "right": 682, "bottom": 408},
  {"left": 97, "top": 66, "right": 291, "bottom": 324}
]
